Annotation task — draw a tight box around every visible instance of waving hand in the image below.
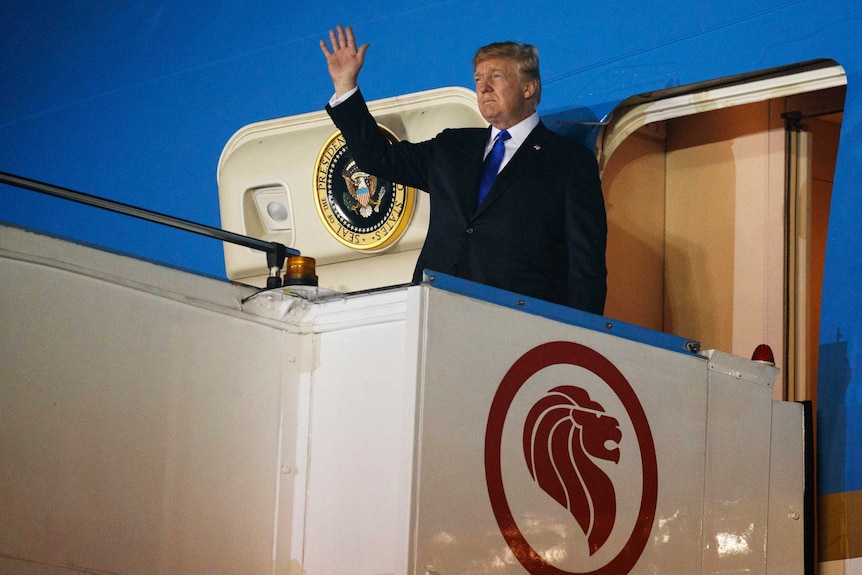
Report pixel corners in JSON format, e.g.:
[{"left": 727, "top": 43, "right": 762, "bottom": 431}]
[{"left": 320, "top": 25, "right": 369, "bottom": 98}]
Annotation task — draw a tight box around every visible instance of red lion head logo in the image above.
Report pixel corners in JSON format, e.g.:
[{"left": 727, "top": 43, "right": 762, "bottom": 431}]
[
  {"left": 523, "top": 385, "right": 622, "bottom": 555},
  {"left": 485, "top": 341, "right": 657, "bottom": 575}
]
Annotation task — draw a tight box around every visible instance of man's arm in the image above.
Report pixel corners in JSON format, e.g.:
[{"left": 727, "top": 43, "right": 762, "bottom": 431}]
[
  {"left": 320, "top": 25, "right": 434, "bottom": 194},
  {"left": 565, "top": 145, "right": 608, "bottom": 315}
]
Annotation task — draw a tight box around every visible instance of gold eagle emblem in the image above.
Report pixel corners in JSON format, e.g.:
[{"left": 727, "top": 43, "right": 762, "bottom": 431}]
[{"left": 341, "top": 160, "right": 381, "bottom": 217}]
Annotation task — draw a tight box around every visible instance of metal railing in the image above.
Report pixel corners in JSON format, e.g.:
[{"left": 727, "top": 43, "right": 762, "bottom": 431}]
[{"left": 0, "top": 171, "right": 299, "bottom": 288}]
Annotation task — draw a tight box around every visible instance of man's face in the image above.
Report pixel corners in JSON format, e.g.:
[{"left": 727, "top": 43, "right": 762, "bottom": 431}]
[{"left": 474, "top": 57, "right": 536, "bottom": 129}]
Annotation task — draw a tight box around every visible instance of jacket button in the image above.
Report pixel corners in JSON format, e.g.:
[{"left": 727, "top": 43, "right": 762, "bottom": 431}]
[{"left": 465, "top": 227, "right": 474, "bottom": 234}]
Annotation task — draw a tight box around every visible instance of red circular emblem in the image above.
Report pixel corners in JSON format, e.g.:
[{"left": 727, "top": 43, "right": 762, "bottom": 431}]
[{"left": 484, "top": 341, "right": 658, "bottom": 574}]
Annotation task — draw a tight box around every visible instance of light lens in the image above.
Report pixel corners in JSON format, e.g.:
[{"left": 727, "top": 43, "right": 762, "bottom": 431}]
[{"left": 266, "top": 201, "right": 288, "bottom": 222}]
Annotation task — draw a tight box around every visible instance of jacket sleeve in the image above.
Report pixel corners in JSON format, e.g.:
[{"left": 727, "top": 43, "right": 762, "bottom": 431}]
[
  {"left": 326, "top": 89, "right": 433, "bottom": 191},
  {"left": 565, "top": 144, "right": 608, "bottom": 315}
]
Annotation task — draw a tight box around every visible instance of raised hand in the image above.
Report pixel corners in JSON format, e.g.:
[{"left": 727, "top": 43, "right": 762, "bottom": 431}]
[{"left": 320, "top": 25, "right": 369, "bottom": 98}]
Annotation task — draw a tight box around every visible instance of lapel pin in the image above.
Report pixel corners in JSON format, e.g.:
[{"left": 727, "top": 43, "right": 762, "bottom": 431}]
[{"left": 534, "top": 145, "right": 541, "bottom": 151}]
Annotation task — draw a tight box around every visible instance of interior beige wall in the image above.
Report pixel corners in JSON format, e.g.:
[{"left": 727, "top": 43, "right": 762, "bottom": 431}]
[
  {"left": 604, "top": 102, "right": 776, "bottom": 352},
  {"left": 602, "top": 123, "right": 666, "bottom": 331},
  {"left": 666, "top": 102, "right": 776, "bottom": 353},
  {"left": 664, "top": 110, "right": 736, "bottom": 351},
  {"left": 602, "top": 88, "right": 841, "bottom": 396}
]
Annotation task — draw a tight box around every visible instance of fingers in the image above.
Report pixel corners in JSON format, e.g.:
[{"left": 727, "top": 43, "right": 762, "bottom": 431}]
[
  {"left": 320, "top": 25, "right": 366, "bottom": 96},
  {"left": 321, "top": 25, "right": 359, "bottom": 53},
  {"left": 343, "top": 25, "right": 356, "bottom": 49}
]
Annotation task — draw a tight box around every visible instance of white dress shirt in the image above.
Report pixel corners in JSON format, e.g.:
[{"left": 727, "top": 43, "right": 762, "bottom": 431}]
[{"left": 484, "top": 112, "right": 540, "bottom": 174}]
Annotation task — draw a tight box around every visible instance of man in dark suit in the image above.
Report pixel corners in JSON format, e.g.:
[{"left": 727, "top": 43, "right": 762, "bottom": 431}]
[{"left": 320, "top": 26, "right": 607, "bottom": 314}]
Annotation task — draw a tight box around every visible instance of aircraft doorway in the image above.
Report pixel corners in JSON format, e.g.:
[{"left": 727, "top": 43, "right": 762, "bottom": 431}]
[{"left": 598, "top": 60, "right": 846, "bottom": 402}]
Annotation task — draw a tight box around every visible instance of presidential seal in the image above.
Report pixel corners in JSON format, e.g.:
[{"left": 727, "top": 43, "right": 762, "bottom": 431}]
[{"left": 313, "top": 126, "right": 415, "bottom": 251}]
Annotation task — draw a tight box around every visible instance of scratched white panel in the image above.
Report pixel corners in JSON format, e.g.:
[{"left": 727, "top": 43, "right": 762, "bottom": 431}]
[
  {"left": 0, "top": 238, "right": 299, "bottom": 575},
  {"left": 701, "top": 351, "right": 777, "bottom": 575},
  {"left": 413, "top": 289, "right": 711, "bottom": 574},
  {"left": 766, "top": 401, "right": 805, "bottom": 575},
  {"left": 299, "top": 289, "right": 417, "bottom": 575}
]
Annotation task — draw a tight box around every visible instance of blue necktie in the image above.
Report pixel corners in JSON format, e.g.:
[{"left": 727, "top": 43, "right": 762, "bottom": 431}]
[{"left": 477, "top": 129, "right": 511, "bottom": 206}]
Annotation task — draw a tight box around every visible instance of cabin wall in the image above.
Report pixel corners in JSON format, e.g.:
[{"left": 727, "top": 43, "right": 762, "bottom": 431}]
[
  {"left": 666, "top": 102, "right": 781, "bottom": 357},
  {"left": 603, "top": 123, "right": 667, "bottom": 332},
  {"left": 604, "top": 102, "right": 784, "bottom": 358},
  {"left": 604, "top": 93, "right": 837, "bottom": 387}
]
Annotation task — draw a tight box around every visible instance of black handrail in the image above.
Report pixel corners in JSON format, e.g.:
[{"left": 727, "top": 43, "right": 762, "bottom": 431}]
[{"left": 0, "top": 171, "right": 299, "bottom": 287}]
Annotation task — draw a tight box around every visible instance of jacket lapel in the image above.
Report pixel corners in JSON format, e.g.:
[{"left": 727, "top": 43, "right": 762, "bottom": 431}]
[
  {"left": 472, "top": 122, "right": 548, "bottom": 218},
  {"left": 461, "top": 126, "right": 493, "bottom": 217}
]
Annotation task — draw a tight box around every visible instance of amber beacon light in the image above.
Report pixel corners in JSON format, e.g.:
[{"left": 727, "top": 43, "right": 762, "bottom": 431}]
[{"left": 282, "top": 256, "right": 318, "bottom": 287}]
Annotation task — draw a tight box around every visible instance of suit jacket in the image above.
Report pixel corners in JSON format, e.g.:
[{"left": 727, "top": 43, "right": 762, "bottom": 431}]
[{"left": 326, "top": 89, "right": 607, "bottom": 314}]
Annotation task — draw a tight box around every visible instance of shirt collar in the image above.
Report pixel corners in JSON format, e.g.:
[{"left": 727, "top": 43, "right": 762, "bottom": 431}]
[{"left": 489, "top": 112, "right": 540, "bottom": 147}]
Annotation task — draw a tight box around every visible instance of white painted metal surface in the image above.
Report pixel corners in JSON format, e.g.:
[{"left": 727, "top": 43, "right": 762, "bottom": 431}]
[
  {"left": 0, "top": 226, "right": 299, "bottom": 574},
  {"left": 295, "top": 289, "right": 418, "bottom": 575},
  {"left": 767, "top": 401, "right": 807, "bottom": 572},
  {"left": 0, "top": 224, "right": 804, "bottom": 574},
  {"left": 410, "top": 289, "right": 801, "bottom": 574}
]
